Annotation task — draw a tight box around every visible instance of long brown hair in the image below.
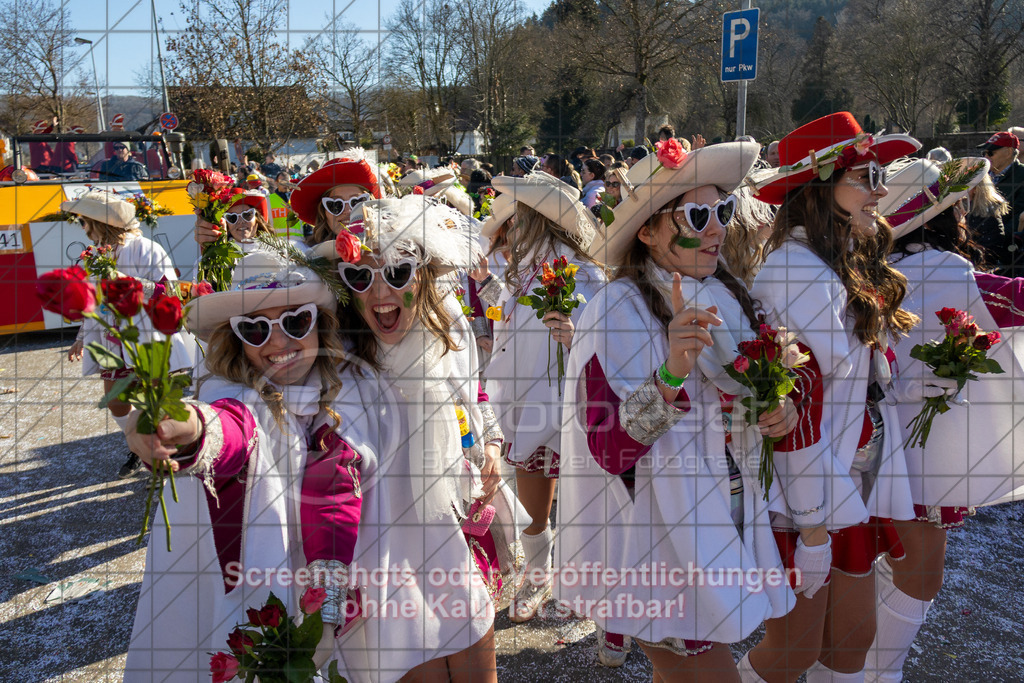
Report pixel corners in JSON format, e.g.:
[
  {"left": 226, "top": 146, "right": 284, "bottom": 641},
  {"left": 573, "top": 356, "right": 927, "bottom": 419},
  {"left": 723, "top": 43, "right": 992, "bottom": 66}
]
[
  {"left": 614, "top": 191, "right": 763, "bottom": 333},
  {"left": 307, "top": 203, "right": 334, "bottom": 246},
  {"left": 416, "top": 261, "right": 459, "bottom": 353},
  {"left": 766, "top": 173, "right": 918, "bottom": 346},
  {"left": 83, "top": 217, "right": 141, "bottom": 247},
  {"left": 201, "top": 306, "right": 345, "bottom": 441},
  {"left": 892, "top": 206, "right": 990, "bottom": 272},
  {"left": 504, "top": 204, "right": 604, "bottom": 293}
]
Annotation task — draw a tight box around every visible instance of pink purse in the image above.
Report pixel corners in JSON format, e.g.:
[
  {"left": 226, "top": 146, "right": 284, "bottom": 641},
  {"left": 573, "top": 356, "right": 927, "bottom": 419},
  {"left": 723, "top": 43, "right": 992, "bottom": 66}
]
[{"left": 462, "top": 500, "right": 496, "bottom": 537}]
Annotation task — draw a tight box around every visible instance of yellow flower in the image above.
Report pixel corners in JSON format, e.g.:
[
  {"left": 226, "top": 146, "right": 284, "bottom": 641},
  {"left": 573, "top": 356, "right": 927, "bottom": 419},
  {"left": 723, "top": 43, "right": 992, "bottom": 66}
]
[
  {"left": 192, "top": 192, "right": 210, "bottom": 209},
  {"left": 485, "top": 306, "right": 503, "bottom": 321},
  {"left": 565, "top": 264, "right": 579, "bottom": 277}
]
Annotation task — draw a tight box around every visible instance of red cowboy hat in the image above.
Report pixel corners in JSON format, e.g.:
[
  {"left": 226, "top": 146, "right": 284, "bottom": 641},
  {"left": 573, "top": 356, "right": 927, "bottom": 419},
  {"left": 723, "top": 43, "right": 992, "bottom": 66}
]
[
  {"left": 754, "top": 112, "right": 920, "bottom": 205},
  {"left": 227, "top": 190, "right": 270, "bottom": 222},
  {"left": 289, "top": 156, "right": 380, "bottom": 224}
]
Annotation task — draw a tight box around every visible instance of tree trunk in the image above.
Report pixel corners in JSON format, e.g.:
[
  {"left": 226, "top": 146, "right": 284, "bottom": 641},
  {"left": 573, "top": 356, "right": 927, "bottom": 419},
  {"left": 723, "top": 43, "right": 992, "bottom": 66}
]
[{"left": 633, "top": 81, "right": 647, "bottom": 145}]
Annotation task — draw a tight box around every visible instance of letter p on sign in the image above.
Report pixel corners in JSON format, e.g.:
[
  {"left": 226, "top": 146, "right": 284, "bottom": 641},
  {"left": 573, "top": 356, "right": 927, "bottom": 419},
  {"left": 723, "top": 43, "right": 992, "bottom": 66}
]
[{"left": 729, "top": 18, "right": 750, "bottom": 58}]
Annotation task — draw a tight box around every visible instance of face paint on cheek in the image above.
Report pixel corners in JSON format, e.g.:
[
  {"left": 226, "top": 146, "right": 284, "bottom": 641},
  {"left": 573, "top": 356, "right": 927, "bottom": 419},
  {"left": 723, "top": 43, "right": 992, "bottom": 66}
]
[
  {"left": 674, "top": 235, "right": 702, "bottom": 249},
  {"left": 403, "top": 291, "right": 415, "bottom": 308}
]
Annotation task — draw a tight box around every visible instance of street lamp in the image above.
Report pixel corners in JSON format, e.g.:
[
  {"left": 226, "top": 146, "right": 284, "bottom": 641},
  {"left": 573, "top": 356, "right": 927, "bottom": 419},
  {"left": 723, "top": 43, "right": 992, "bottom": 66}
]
[{"left": 74, "top": 37, "right": 105, "bottom": 132}]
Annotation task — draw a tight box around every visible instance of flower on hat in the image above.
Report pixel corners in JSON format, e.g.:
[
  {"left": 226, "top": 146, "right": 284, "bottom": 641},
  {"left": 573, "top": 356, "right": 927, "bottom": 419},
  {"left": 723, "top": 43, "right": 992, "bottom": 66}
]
[
  {"left": 655, "top": 138, "right": 688, "bottom": 170},
  {"left": 335, "top": 229, "right": 362, "bottom": 264}
]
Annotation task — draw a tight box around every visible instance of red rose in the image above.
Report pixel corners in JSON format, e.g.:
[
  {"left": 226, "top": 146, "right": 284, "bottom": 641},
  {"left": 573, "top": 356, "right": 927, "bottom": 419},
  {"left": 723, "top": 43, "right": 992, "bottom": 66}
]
[
  {"left": 740, "top": 339, "right": 765, "bottom": 359},
  {"left": 226, "top": 629, "right": 254, "bottom": 655},
  {"left": 655, "top": 138, "right": 687, "bottom": 169},
  {"left": 335, "top": 229, "right": 362, "bottom": 264},
  {"left": 759, "top": 323, "right": 777, "bottom": 340},
  {"left": 547, "top": 284, "right": 559, "bottom": 297},
  {"left": 412, "top": 186, "right": 425, "bottom": 195},
  {"left": 764, "top": 341, "right": 779, "bottom": 362},
  {"left": 733, "top": 356, "right": 751, "bottom": 373},
  {"left": 962, "top": 322, "right": 979, "bottom": 339},
  {"left": 144, "top": 293, "right": 183, "bottom": 334},
  {"left": 552, "top": 276, "right": 566, "bottom": 289},
  {"left": 246, "top": 607, "right": 262, "bottom": 626},
  {"left": 257, "top": 604, "right": 283, "bottom": 628},
  {"left": 194, "top": 281, "right": 215, "bottom": 297},
  {"left": 209, "top": 652, "right": 240, "bottom": 683},
  {"left": 101, "top": 277, "right": 144, "bottom": 318},
  {"left": 936, "top": 307, "right": 958, "bottom": 325},
  {"left": 300, "top": 587, "right": 328, "bottom": 615},
  {"left": 974, "top": 331, "right": 1000, "bottom": 350},
  {"left": 36, "top": 267, "right": 96, "bottom": 321}
]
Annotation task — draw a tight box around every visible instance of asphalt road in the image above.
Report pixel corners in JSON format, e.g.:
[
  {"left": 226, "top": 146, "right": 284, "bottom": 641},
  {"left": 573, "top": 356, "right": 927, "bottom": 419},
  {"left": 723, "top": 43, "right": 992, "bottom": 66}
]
[{"left": 1, "top": 331, "right": 1021, "bottom": 682}]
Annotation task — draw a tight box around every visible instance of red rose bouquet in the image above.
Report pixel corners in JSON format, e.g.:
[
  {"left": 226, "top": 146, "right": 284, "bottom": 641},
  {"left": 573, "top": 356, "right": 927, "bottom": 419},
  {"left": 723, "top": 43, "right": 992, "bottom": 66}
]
[
  {"left": 36, "top": 268, "right": 201, "bottom": 551},
  {"left": 904, "top": 307, "right": 1004, "bottom": 448},
  {"left": 189, "top": 169, "right": 245, "bottom": 292},
  {"left": 80, "top": 245, "right": 119, "bottom": 281},
  {"left": 516, "top": 256, "right": 587, "bottom": 394},
  {"left": 724, "top": 323, "right": 810, "bottom": 500},
  {"left": 210, "top": 590, "right": 348, "bottom": 683}
]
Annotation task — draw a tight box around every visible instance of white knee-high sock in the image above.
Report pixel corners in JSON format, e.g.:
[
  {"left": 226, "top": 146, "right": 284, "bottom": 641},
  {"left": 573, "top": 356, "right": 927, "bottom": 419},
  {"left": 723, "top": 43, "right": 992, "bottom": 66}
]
[
  {"left": 520, "top": 527, "right": 553, "bottom": 572},
  {"left": 111, "top": 408, "right": 136, "bottom": 433},
  {"left": 805, "top": 661, "right": 866, "bottom": 682},
  {"left": 864, "top": 555, "right": 932, "bottom": 683},
  {"left": 737, "top": 651, "right": 768, "bottom": 683}
]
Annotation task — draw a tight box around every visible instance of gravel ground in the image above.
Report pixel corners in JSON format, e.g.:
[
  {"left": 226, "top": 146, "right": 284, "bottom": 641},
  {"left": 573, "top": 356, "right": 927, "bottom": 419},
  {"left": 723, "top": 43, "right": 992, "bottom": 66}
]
[{"left": 1, "top": 331, "right": 1021, "bottom": 682}]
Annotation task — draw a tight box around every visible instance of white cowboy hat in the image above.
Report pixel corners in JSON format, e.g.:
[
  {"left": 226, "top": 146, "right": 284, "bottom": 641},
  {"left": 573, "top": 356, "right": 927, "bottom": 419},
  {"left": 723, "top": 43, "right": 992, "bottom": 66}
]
[
  {"left": 590, "top": 141, "right": 761, "bottom": 267},
  {"left": 879, "top": 157, "right": 990, "bottom": 240},
  {"left": 490, "top": 172, "right": 598, "bottom": 250},
  {"left": 310, "top": 196, "right": 482, "bottom": 276},
  {"left": 60, "top": 190, "right": 138, "bottom": 230},
  {"left": 397, "top": 167, "right": 457, "bottom": 193},
  {"left": 480, "top": 192, "right": 515, "bottom": 239},
  {"left": 185, "top": 250, "right": 335, "bottom": 341}
]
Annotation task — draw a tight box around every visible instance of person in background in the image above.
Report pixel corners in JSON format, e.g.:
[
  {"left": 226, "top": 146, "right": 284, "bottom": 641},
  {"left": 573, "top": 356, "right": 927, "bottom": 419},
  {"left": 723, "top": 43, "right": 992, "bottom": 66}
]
[
  {"left": 580, "top": 157, "right": 606, "bottom": 208},
  {"left": 520, "top": 145, "right": 536, "bottom": 156},
  {"left": 98, "top": 143, "right": 148, "bottom": 181},
  {"left": 461, "top": 158, "right": 482, "bottom": 185},
  {"left": 765, "top": 141, "right": 781, "bottom": 167},
  {"left": 977, "top": 131, "right": 1024, "bottom": 274},
  {"left": 261, "top": 152, "right": 283, "bottom": 180},
  {"left": 627, "top": 145, "right": 648, "bottom": 168},
  {"left": 512, "top": 155, "right": 539, "bottom": 177},
  {"left": 967, "top": 172, "right": 1011, "bottom": 270},
  {"left": 657, "top": 123, "right": 675, "bottom": 142},
  {"left": 925, "top": 147, "right": 952, "bottom": 163},
  {"left": 247, "top": 172, "right": 271, "bottom": 197}
]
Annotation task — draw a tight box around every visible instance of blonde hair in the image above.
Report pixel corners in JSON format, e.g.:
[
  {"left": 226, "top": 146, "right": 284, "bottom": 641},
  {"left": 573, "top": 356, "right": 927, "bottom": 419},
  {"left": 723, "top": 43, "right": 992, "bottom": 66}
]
[
  {"left": 969, "top": 173, "right": 1010, "bottom": 219},
  {"left": 201, "top": 306, "right": 345, "bottom": 438},
  {"left": 504, "top": 204, "right": 604, "bottom": 293},
  {"left": 721, "top": 186, "right": 776, "bottom": 287},
  {"left": 83, "top": 217, "right": 141, "bottom": 247}
]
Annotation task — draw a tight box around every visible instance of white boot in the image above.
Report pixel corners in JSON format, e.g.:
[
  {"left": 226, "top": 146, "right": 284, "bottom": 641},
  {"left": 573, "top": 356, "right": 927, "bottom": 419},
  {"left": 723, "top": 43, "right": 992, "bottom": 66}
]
[
  {"left": 510, "top": 527, "right": 553, "bottom": 622},
  {"left": 805, "top": 661, "right": 866, "bottom": 682},
  {"left": 737, "top": 651, "right": 768, "bottom": 683},
  {"left": 864, "top": 556, "right": 931, "bottom": 682}
]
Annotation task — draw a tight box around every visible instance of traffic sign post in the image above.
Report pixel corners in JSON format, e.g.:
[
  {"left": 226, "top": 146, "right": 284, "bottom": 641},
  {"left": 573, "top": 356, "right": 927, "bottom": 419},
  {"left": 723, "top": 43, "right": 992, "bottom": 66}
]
[
  {"left": 160, "top": 112, "right": 179, "bottom": 131},
  {"left": 721, "top": 5, "right": 759, "bottom": 137}
]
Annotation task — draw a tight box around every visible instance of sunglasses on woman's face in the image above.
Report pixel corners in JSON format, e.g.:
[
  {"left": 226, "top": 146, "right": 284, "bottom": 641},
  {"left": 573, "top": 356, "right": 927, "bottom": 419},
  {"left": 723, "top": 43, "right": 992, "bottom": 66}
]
[
  {"left": 224, "top": 208, "right": 256, "bottom": 224},
  {"left": 321, "top": 193, "right": 372, "bottom": 217},
  {"left": 338, "top": 258, "right": 418, "bottom": 293},
  {"left": 847, "top": 161, "right": 888, "bottom": 192},
  {"left": 606, "top": 181, "right": 621, "bottom": 189},
  {"left": 229, "top": 303, "right": 318, "bottom": 348},
  {"left": 658, "top": 194, "right": 738, "bottom": 232}
]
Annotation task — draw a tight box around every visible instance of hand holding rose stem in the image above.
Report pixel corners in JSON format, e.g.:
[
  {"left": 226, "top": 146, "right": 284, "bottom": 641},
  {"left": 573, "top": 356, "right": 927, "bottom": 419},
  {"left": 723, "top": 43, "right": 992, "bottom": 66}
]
[{"left": 36, "top": 267, "right": 193, "bottom": 551}]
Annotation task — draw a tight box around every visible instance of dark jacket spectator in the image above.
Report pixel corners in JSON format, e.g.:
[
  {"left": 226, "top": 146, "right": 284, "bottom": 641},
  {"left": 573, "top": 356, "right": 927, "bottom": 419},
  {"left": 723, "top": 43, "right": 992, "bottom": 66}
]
[{"left": 98, "top": 143, "right": 148, "bottom": 181}]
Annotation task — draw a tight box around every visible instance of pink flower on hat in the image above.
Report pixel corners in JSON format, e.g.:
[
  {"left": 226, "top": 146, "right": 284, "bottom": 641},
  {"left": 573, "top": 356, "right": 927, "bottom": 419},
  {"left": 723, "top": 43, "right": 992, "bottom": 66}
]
[{"left": 655, "top": 138, "right": 687, "bottom": 169}]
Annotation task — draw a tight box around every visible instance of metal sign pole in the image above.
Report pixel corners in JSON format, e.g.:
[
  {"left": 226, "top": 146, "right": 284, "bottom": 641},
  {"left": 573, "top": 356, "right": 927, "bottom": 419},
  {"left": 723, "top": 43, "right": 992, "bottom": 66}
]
[{"left": 736, "top": 0, "right": 751, "bottom": 138}]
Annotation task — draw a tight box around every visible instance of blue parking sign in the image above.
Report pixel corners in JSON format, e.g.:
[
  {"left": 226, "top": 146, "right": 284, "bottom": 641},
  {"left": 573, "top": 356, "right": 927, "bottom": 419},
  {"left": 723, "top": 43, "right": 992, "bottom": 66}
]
[{"left": 721, "top": 8, "right": 759, "bottom": 82}]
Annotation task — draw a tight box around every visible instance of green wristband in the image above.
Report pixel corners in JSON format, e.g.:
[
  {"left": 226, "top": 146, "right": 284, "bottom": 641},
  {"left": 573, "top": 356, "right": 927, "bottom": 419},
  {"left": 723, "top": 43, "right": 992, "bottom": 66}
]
[{"left": 658, "top": 362, "right": 687, "bottom": 388}]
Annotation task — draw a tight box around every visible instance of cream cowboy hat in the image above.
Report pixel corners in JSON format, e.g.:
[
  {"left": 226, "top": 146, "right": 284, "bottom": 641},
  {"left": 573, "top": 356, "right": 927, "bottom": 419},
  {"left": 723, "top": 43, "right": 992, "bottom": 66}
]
[
  {"left": 61, "top": 190, "right": 138, "bottom": 230},
  {"left": 490, "top": 172, "right": 598, "bottom": 250},
  {"left": 590, "top": 141, "right": 761, "bottom": 267},
  {"left": 310, "top": 196, "right": 483, "bottom": 276},
  {"left": 878, "top": 157, "right": 990, "bottom": 240},
  {"left": 480, "top": 192, "right": 515, "bottom": 239},
  {"left": 185, "top": 251, "right": 335, "bottom": 341},
  {"left": 397, "top": 167, "right": 457, "bottom": 193}
]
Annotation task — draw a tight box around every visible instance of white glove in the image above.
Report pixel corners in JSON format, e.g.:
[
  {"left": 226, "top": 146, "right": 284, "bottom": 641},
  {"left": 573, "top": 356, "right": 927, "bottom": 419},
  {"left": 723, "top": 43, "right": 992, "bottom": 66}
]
[
  {"left": 794, "top": 535, "right": 831, "bottom": 599},
  {"left": 890, "top": 365, "right": 960, "bottom": 404}
]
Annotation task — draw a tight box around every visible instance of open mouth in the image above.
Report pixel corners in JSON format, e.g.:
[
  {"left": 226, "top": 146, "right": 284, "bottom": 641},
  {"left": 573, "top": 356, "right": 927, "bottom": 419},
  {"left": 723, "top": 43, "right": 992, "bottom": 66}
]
[
  {"left": 373, "top": 304, "right": 401, "bottom": 333},
  {"left": 701, "top": 244, "right": 720, "bottom": 256},
  {"left": 267, "top": 350, "right": 299, "bottom": 365}
]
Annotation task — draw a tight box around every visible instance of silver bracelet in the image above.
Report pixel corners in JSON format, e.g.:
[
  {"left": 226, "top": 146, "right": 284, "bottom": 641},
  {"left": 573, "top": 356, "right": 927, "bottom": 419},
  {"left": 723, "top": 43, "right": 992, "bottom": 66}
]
[
  {"left": 477, "top": 276, "right": 503, "bottom": 307},
  {"left": 618, "top": 375, "right": 686, "bottom": 446},
  {"left": 479, "top": 401, "right": 504, "bottom": 444},
  {"left": 308, "top": 559, "right": 350, "bottom": 625}
]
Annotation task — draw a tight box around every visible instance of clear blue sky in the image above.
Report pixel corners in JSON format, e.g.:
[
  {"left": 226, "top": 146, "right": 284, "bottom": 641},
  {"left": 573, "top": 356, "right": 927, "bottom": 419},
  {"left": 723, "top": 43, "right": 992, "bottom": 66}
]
[{"left": 68, "top": 0, "right": 552, "bottom": 99}]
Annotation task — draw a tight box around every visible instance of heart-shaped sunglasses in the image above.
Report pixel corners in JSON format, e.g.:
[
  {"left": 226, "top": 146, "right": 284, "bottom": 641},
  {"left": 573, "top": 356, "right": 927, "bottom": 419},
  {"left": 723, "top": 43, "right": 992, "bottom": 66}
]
[
  {"left": 224, "top": 208, "right": 256, "bottom": 225},
  {"left": 338, "top": 258, "right": 418, "bottom": 292},
  {"left": 321, "top": 193, "right": 372, "bottom": 217},
  {"left": 657, "top": 194, "right": 738, "bottom": 233},
  {"left": 229, "top": 303, "right": 318, "bottom": 347}
]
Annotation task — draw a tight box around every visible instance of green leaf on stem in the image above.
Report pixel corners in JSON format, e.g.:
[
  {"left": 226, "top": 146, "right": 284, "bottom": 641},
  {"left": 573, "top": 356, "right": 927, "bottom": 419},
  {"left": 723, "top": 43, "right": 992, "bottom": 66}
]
[
  {"left": 99, "top": 376, "right": 135, "bottom": 408},
  {"left": 85, "top": 342, "right": 126, "bottom": 370}
]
